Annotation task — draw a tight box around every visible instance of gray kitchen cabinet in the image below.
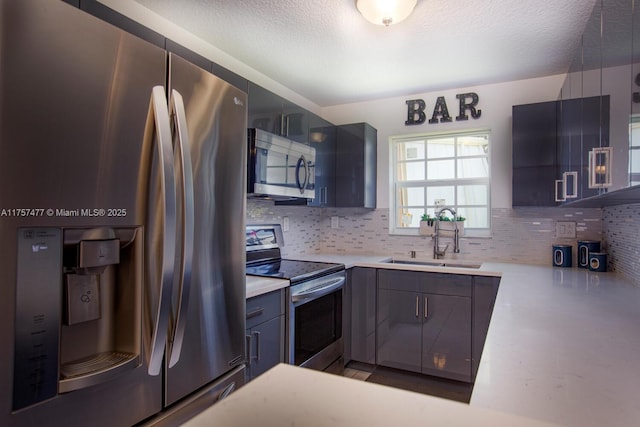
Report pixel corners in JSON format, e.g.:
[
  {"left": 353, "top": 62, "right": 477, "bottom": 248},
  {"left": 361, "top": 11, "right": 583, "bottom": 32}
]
[
  {"left": 377, "top": 269, "right": 472, "bottom": 382},
  {"left": 343, "top": 269, "right": 352, "bottom": 363},
  {"left": 377, "top": 288, "right": 422, "bottom": 372},
  {"left": 248, "top": 82, "right": 308, "bottom": 144},
  {"left": 472, "top": 276, "right": 500, "bottom": 379},
  {"left": 245, "top": 289, "right": 285, "bottom": 382},
  {"left": 512, "top": 100, "right": 559, "bottom": 206},
  {"left": 557, "top": 0, "right": 635, "bottom": 206},
  {"left": 307, "top": 113, "right": 336, "bottom": 207},
  {"left": 512, "top": 97, "right": 609, "bottom": 206},
  {"left": 420, "top": 293, "right": 471, "bottom": 381},
  {"left": 78, "top": 0, "right": 248, "bottom": 91},
  {"left": 335, "top": 123, "right": 377, "bottom": 208},
  {"left": 349, "top": 267, "right": 377, "bottom": 365}
]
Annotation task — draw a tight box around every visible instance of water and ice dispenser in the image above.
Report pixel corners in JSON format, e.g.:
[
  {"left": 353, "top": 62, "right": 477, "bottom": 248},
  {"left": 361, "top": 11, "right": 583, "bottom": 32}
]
[{"left": 13, "top": 227, "right": 143, "bottom": 410}]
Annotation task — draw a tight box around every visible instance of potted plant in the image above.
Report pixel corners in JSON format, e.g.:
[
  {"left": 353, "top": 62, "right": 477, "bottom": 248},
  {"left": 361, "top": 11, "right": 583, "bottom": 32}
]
[
  {"left": 419, "top": 213, "right": 435, "bottom": 236},
  {"left": 437, "top": 214, "right": 466, "bottom": 235}
]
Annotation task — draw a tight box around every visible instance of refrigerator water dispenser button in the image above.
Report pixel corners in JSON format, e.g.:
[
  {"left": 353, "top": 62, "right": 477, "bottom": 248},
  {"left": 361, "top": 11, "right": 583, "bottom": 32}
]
[
  {"left": 78, "top": 239, "right": 120, "bottom": 269},
  {"left": 65, "top": 274, "right": 101, "bottom": 325}
]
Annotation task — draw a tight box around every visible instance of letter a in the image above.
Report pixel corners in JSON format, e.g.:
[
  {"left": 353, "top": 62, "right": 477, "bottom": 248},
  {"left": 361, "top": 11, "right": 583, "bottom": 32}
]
[{"left": 428, "top": 96, "right": 452, "bottom": 124}]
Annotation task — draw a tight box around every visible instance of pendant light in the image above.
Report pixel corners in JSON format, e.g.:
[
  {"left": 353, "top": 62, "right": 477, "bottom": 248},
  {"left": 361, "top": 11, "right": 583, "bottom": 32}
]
[{"left": 356, "top": 0, "right": 417, "bottom": 26}]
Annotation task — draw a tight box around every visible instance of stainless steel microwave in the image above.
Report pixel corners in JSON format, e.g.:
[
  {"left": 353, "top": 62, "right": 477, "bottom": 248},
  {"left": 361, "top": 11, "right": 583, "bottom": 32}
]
[{"left": 247, "top": 128, "right": 316, "bottom": 199}]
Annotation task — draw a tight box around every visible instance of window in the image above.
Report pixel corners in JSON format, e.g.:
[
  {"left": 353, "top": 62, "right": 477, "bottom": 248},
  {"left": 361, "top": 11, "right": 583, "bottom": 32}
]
[
  {"left": 630, "top": 116, "right": 640, "bottom": 186},
  {"left": 389, "top": 130, "right": 491, "bottom": 236}
]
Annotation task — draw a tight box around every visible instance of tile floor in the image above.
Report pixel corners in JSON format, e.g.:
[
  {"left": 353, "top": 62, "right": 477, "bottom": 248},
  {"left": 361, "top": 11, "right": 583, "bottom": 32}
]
[
  {"left": 343, "top": 367, "right": 372, "bottom": 382},
  {"left": 343, "top": 362, "right": 473, "bottom": 404}
]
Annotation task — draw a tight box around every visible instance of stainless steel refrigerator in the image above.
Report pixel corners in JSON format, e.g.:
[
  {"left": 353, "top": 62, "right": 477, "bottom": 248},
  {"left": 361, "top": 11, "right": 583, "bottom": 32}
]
[{"left": 0, "top": 1, "right": 247, "bottom": 426}]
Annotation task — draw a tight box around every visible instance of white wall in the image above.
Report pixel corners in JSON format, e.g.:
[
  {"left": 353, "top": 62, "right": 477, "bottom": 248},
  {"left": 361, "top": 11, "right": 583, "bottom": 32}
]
[{"left": 321, "top": 75, "right": 566, "bottom": 209}]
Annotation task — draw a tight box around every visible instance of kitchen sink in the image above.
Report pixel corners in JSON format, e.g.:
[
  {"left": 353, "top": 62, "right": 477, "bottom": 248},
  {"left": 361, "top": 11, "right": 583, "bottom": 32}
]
[{"left": 383, "top": 259, "right": 481, "bottom": 269}]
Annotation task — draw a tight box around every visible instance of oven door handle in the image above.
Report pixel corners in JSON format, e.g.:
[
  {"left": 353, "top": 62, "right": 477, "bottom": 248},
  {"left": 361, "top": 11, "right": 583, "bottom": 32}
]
[{"left": 291, "top": 276, "right": 345, "bottom": 304}]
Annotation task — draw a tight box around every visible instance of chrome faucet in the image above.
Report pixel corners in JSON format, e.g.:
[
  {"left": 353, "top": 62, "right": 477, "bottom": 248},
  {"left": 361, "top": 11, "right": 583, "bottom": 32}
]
[{"left": 433, "top": 207, "right": 460, "bottom": 259}]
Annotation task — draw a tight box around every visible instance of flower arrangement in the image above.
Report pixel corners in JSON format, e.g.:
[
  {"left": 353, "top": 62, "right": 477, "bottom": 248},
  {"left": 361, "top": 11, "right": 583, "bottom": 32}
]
[{"left": 419, "top": 213, "right": 465, "bottom": 235}]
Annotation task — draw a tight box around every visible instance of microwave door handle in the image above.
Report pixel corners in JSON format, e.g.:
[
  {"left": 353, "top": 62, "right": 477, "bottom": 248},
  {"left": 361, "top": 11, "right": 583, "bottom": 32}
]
[
  {"left": 143, "top": 86, "right": 178, "bottom": 376},
  {"left": 303, "top": 156, "right": 310, "bottom": 192},
  {"left": 295, "top": 155, "right": 309, "bottom": 194},
  {"left": 167, "top": 90, "right": 195, "bottom": 368}
]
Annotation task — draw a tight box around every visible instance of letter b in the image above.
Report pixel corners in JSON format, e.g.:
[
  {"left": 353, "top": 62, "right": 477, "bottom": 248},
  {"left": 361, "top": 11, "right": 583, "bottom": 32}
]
[{"left": 405, "top": 99, "right": 426, "bottom": 125}]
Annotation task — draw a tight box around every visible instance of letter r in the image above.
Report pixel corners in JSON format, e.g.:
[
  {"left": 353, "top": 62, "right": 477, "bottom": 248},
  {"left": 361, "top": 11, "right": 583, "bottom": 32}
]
[{"left": 456, "top": 93, "right": 482, "bottom": 121}]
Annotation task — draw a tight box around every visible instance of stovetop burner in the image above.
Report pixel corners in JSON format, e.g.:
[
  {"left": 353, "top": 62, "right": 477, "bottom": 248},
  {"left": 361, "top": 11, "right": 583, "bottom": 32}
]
[
  {"left": 245, "top": 224, "right": 344, "bottom": 284},
  {"left": 246, "top": 259, "right": 344, "bottom": 284}
]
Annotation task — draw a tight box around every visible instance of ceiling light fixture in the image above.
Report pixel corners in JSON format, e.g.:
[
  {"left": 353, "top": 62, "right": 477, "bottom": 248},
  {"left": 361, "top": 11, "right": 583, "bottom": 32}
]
[{"left": 356, "top": 0, "right": 417, "bottom": 27}]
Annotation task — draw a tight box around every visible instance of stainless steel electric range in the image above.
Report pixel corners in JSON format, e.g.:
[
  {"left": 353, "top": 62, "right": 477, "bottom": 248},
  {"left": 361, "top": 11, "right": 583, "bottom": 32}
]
[{"left": 246, "top": 224, "right": 345, "bottom": 373}]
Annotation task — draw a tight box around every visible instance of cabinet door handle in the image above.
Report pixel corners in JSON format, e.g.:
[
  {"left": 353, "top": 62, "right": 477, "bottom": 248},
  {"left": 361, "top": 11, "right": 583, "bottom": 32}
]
[
  {"left": 247, "top": 307, "right": 264, "bottom": 319},
  {"left": 555, "top": 179, "right": 566, "bottom": 202},
  {"left": 415, "top": 295, "right": 420, "bottom": 317},
  {"left": 424, "top": 296, "right": 428, "bottom": 318},
  {"left": 253, "top": 331, "right": 261, "bottom": 361},
  {"left": 563, "top": 171, "right": 578, "bottom": 199},
  {"left": 245, "top": 334, "right": 252, "bottom": 366}
]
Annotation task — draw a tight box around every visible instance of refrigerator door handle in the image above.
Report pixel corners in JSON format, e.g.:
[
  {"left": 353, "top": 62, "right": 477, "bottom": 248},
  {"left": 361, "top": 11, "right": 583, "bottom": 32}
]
[
  {"left": 143, "top": 86, "right": 178, "bottom": 376},
  {"left": 167, "top": 89, "right": 195, "bottom": 368}
]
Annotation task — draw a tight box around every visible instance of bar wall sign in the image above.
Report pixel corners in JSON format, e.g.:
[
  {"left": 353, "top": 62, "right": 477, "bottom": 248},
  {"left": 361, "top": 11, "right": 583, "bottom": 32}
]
[{"left": 405, "top": 93, "right": 482, "bottom": 125}]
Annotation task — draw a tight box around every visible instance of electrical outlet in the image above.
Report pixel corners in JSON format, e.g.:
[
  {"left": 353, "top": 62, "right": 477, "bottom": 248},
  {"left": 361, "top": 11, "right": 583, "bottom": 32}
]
[
  {"left": 331, "top": 216, "right": 339, "bottom": 229},
  {"left": 283, "top": 217, "right": 289, "bottom": 232},
  {"left": 556, "top": 221, "right": 576, "bottom": 238}
]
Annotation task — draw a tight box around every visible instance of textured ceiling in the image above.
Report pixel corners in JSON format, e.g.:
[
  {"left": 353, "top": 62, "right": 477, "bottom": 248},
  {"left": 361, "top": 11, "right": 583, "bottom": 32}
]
[{"left": 133, "top": 0, "right": 599, "bottom": 107}]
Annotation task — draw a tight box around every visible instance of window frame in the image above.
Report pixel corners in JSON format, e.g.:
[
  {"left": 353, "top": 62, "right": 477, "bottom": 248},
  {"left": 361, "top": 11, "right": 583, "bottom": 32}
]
[
  {"left": 629, "top": 115, "right": 640, "bottom": 186},
  {"left": 389, "top": 129, "right": 492, "bottom": 237}
]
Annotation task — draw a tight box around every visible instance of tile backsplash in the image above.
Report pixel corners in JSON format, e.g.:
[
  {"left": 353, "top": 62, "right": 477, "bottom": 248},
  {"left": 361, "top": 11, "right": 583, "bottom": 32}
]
[
  {"left": 247, "top": 199, "right": 603, "bottom": 264},
  {"left": 247, "top": 199, "right": 323, "bottom": 257},
  {"left": 317, "top": 207, "right": 604, "bottom": 266},
  {"left": 247, "top": 199, "right": 640, "bottom": 286},
  {"left": 603, "top": 203, "right": 640, "bottom": 285}
]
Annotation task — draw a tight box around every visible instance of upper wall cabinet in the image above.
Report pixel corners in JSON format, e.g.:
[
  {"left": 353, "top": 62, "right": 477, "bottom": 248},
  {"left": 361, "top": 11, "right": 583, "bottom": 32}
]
[
  {"left": 512, "top": 96, "right": 610, "bottom": 206},
  {"left": 248, "top": 82, "right": 308, "bottom": 144},
  {"left": 601, "top": 0, "right": 632, "bottom": 192},
  {"left": 78, "top": 0, "right": 248, "bottom": 91},
  {"left": 335, "top": 123, "right": 377, "bottom": 209},
  {"left": 558, "top": 96, "right": 610, "bottom": 201},
  {"left": 307, "top": 114, "right": 336, "bottom": 207},
  {"left": 512, "top": 101, "right": 559, "bottom": 206},
  {"left": 631, "top": 0, "right": 640, "bottom": 186},
  {"left": 582, "top": 2, "right": 603, "bottom": 99},
  {"left": 557, "top": 0, "right": 640, "bottom": 207}
]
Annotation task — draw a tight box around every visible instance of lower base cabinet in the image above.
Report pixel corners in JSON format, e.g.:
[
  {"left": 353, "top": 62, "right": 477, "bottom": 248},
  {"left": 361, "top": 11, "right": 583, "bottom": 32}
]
[
  {"left": 345, "top": 267, "right": 499, "bottom": 384},
  {"left": 245, "top": 289, "right": 285, "bottom": 382},
  {"left": 377, "top": 270, "right": 472, "bottom": 383},
  {"left": 472, "top": 276, "right": 500, "bottom": 378},
  {"left": 348, "top": 267, "right": 377, "bottom": 365}
]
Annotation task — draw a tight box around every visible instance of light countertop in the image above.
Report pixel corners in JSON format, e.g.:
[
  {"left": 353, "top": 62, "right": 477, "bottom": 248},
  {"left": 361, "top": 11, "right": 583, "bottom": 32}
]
[
  {"left": 246, "top": 254, "right": 501, "bottom": 299},
  {"left": 287, "top": 253, "right": 502, "bottom": 277},
  {"left": 245, "top": 275, "right": 288, "bottom": 299},
  {"left": 184, "top": 363, "right": 562, "bottom": 427},
  {"left": 240, "top": 258, "right": 640, "bottom": 426},
  {"left": 470, "top": 262, "right": 640, "bottom": 427}
]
